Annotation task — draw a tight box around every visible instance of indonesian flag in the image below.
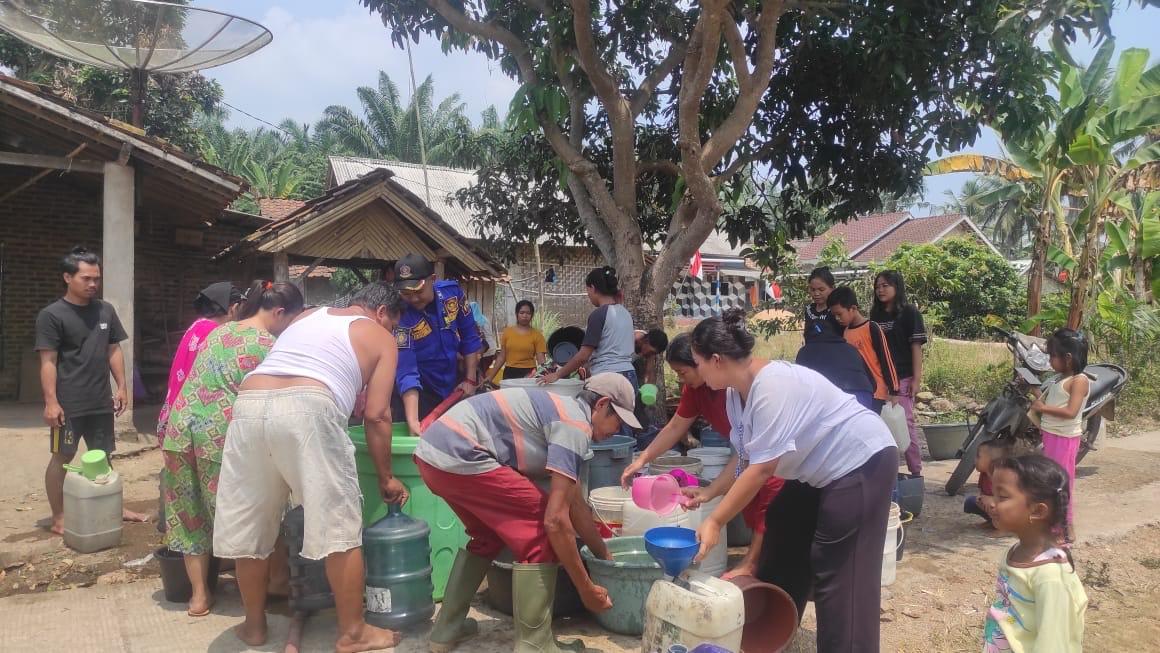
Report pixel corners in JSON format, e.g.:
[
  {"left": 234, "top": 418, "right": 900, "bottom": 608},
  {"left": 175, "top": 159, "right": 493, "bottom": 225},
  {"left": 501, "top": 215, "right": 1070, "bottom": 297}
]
[{"left": 689, "top": 250, "right": 703, "bottom": 280}]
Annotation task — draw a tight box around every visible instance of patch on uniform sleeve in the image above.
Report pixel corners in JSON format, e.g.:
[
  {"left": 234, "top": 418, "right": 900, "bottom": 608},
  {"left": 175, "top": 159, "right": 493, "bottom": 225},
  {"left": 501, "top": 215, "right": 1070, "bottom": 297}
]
[
  {"left": 411, "top": 318, "right": 433, "bottom": 341},
  {"left": 460, "top": 295, "right": 472, "bottom": 316},
  {"left": 443, "top": 295, "right": 460, "bottom": 327},
  {"left": 395, "top": 328, "right": 411, "bottom": 349}
]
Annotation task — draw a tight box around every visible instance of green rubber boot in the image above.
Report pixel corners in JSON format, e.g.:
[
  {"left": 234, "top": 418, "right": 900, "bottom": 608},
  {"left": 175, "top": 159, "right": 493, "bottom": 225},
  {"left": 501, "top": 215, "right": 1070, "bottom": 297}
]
[
  {"left": 512, "top": 563, "right": 586, "bottom": 653},
  {"left": 429, "top": 549, "right": 490, "bottom": 653}
]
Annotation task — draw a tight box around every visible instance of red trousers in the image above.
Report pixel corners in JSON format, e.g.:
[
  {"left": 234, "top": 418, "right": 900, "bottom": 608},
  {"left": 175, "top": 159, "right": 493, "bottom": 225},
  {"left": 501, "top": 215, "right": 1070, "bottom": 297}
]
[
  {"left": 416, "top": 458, "right": 556, "bottom": 563},
  {"left": 742, "top": 477, "right": 786, "bottom": 533}
]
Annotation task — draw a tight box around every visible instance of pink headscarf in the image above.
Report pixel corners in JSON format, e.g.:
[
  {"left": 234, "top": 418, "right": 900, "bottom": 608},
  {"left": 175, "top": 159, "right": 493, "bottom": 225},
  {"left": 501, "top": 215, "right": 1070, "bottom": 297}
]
[{"left": 155, "top": 317, "right": 220, "bottom": 439}]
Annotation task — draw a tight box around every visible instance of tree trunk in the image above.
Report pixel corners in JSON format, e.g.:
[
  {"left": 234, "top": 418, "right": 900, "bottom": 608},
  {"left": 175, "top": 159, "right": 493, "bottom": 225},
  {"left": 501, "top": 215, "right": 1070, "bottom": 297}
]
[
  {"left": 1067, "top": 209, "right": 1107, "bottom": 330},
  {"left": 1027, "top": 208, "right": 1053, "bottom": 335}
]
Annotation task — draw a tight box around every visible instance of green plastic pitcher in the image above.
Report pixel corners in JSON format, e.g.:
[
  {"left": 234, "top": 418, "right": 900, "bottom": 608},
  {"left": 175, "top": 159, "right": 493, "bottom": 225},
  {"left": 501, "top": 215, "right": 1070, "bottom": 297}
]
[
  {"left": 63, "top": 449, "right": 112, "bottom": 481},
  {"left": 639, "top": 384, "right": 659, "bottom": 406}
]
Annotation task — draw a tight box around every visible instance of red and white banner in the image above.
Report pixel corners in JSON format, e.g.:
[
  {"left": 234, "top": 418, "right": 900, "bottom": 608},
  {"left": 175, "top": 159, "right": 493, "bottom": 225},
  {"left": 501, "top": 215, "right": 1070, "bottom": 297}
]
[{"left": 689, "top": 250, "right": 703, "bottom": 280}]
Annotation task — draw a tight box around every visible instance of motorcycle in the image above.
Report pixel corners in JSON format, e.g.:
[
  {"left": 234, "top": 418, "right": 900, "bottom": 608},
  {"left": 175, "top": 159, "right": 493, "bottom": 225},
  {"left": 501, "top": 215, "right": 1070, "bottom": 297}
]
[{"left": 944, "top": 327, "right": 1128, "bottom": 496}]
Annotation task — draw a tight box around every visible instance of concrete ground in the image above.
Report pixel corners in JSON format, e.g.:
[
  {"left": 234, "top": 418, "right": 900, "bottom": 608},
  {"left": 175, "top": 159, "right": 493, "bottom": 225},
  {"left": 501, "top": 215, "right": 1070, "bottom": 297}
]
[{"left": 2, "top": 401, "right": 1159, "bottom": 652}]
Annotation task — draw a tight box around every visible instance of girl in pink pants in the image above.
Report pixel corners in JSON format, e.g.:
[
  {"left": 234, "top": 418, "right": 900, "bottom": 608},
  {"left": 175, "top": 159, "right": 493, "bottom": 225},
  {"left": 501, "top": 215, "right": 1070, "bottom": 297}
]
[{"left": 1030, "top": 329, "right": 1090, "bottom": 539}]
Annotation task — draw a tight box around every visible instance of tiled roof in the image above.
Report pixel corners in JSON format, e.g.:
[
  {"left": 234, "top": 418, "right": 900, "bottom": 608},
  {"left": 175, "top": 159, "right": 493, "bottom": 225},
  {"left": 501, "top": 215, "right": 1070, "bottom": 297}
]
[
  {"left": 328, "top": 155, "right": 750, "bottom": 258},
  {"left": 288, "top": 264, "right": 337, "bottom": 279},
  {"left": 854, "top": 213, "right": 970, "bottom": 263},
  {"left": 792, "top": 212, "right": 911, "bottom": 262},
  {"left": 258, "top": 198, "right": 307, "bottom": 220}
]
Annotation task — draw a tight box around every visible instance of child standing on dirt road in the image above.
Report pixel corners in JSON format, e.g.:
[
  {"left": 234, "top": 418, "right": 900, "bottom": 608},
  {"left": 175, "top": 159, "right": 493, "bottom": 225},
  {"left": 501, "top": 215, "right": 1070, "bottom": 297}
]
[
  {"left": 827, "top": 286, "right": 899, "bottom": 412},
  {"left": 1029, "top": 329, "right": 1090, "bottom": 539},
  {"left": 984, "top": 454, "right": 1087, "bottom": 653},
  {"left": 963, "top": 439, "right": 1014, "bottom": 525}
]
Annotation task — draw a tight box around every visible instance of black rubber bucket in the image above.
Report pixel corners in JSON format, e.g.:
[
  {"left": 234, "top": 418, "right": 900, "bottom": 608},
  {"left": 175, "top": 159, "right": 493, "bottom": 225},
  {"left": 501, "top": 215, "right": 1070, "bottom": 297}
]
[
  {"left": 547, "top": 326, "right": 585, "bottom": 367},
  {"left": 156, "top": 547, "right": 221, "bottom": 603}
]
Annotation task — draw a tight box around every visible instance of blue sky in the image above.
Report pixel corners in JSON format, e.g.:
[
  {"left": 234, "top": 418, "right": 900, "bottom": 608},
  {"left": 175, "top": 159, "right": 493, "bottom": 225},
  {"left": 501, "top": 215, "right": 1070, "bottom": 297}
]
[{"left": 199, "top": 1, "right": 1159, "bottom": 215}]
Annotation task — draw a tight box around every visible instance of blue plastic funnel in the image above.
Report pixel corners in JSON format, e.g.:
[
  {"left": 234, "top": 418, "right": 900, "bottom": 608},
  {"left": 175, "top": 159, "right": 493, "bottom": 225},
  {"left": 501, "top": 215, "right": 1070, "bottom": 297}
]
[{"left": 644, "top": 526, "right": 699, "bottom": 577}]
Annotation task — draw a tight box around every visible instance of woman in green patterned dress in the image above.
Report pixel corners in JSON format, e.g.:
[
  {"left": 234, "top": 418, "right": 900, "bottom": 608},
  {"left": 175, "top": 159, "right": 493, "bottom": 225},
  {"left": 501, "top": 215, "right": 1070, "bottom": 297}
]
[{"left": 162, "top": 281, "right": 304, "bottom": 616}]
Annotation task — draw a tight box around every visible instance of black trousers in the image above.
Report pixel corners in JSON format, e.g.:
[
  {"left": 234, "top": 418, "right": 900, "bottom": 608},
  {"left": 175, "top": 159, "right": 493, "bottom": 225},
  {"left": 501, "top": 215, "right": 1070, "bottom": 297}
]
[
  {"left": 756, "top": 446, "right": 897, "bottom": 653},
  {"left": 390, "top": 387, "right": 446, "bottom": 423}
]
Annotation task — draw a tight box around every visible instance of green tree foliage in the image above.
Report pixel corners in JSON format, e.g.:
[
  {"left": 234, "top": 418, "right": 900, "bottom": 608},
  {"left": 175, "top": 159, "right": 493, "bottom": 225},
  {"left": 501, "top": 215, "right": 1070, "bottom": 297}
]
[
  {"left": 0, "top": 33, "right": 223, "bottom": 152},
  {"left": 880, "top": 237, "right": 1026, "bottom": 340},
  {"left": 945, "top": 176, "right": 1041, "bottom": 257},
  {"left": 365, "top": 0, "right": 1129, "bottom": 325},
  {"left": 316, "top": 71, "right": 502, "bottom": 168}
]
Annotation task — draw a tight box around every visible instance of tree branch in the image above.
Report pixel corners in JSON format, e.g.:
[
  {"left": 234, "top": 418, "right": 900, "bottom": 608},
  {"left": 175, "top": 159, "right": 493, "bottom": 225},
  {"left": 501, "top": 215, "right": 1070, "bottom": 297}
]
[
  {"left": 630, "top": 40, "right": 688, "bottom": 116},
  {"left": 638, "top": 160, "right": 682, "bottom": 178},
  {"left": 722, "top": 17, "right": 752, "bottom": 91},
  {"left": 569, "top": 0, "right": 636, "bottom": 218},
  {"left": 701, "top": 0, "right": 784, "bottom": 169}
]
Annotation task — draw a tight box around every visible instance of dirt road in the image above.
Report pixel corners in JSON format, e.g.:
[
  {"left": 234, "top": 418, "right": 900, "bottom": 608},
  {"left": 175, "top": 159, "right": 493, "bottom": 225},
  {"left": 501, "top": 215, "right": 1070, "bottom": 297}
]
[{"left": 2, "top": 401, "right": 1159, "bottom": 651}]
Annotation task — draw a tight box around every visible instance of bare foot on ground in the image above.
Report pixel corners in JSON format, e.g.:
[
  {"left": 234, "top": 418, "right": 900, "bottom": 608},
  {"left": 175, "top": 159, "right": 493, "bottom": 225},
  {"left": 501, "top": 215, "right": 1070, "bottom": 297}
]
[
  {"left": 187, "top": 593, "right": 213, "bottom": 617},
  {"left": 723, "top": 561, "right": 758, "bottom": 580},
  {"left": 122, "top": 509, "right": 150, "bottom": 523},
  {"left": 48, "top": 516, "right": 64, "bottom": 536},
  {"left": 335, "top": 623, "right": 401, "bottom": 653},
  {"left": 233, "top": 620, "right": 267, "bottom": 647}
]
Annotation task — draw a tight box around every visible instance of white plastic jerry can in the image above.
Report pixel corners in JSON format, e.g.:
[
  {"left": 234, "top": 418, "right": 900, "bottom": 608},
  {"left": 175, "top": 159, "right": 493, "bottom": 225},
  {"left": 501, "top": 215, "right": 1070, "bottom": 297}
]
[
  {"left": 62, "top": 469, "right": 123, "bottom": 553},
  {"left": 642, "top": 569, "right": 745, "bottom": 653}
]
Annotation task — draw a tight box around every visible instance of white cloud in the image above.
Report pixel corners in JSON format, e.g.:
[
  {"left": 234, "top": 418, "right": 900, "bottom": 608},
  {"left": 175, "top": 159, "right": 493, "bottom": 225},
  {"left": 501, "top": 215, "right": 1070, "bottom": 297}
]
[{"left": 202, "top": 5, "right": 520, "bottom": 130}]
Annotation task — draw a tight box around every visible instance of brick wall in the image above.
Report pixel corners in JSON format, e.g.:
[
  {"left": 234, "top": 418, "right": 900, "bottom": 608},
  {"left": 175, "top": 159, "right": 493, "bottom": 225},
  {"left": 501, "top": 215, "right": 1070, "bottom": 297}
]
[
  {"left": 499, "top": 244, "right": 602, "bottom": 330},
  {"left": 0, "top": 168, "right": 257, "bottom": 401}
]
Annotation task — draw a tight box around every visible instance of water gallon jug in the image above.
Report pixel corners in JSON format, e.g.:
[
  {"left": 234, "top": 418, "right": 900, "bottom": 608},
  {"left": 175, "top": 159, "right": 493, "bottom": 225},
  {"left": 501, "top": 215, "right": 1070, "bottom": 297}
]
[
  {"left": 62, "top": 451, "right": 122, "bottom": 553},
  {"left": 363, "top": 504, "right": 436, "bottom": 629},
  {"left": 282, "top": 506, "right": 334, "bottom": 612},
  {"left": 642, "top": 570, "right": 744, "bottom": 653}
]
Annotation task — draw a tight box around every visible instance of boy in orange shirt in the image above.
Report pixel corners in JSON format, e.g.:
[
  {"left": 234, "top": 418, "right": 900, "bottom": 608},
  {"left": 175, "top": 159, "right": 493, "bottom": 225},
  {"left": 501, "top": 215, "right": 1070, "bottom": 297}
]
[{"left": 827, "top": 286, "right": 899, "bottom": 411}]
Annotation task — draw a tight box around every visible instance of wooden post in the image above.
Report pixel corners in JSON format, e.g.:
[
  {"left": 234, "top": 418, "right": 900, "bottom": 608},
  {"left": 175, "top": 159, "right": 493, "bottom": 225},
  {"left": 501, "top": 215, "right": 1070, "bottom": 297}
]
[
  {"left": 273, "top": 252, "right": 290, "bottom": 282},
  {"left": 533, "top": 241, "right": 545, "bottom": 311}
]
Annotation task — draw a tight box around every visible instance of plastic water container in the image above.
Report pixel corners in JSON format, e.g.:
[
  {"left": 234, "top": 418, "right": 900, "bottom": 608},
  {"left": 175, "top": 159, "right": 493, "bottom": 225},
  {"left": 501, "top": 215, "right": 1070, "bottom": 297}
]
[
  {"left": 62, "top": 468, "right": 122, "bottom": 553},
  {"left": 686, "top": 447, "right": 731, "bottom": 482},
  {"left": 622, "top": 500, "right": 692, "bottom": 536},
  {"left": 349, "top": 424, "right": 468, "bottom": 601},
  {"left": 589, "top": 434, "right": 635, "bottom": 490},
  {"left": 499, "top": 377, "right": 584, "bottom": 397},
  {"left": 580, "top": 536, "right": 664, "bottom": 636},
  {"left": 642, "top": 570, "right": 745, "bottom": 653},
  {"left": 363, "top": 504, "right": 436, "bottom": 629},
  {"left": 282, "top": 506, "right": 334, "bottom": 612},
  {"left": 590, "top": 486, "right": 631, "bottom": 534},
  {"left": 690, "top": 496, "right": 728, "bottom": 577},
  {"left": 649, "top": 456, "right": 704, "bottom": 479},
  {"left": 882, "top": 502, "right": 903, "bottom": 586}
]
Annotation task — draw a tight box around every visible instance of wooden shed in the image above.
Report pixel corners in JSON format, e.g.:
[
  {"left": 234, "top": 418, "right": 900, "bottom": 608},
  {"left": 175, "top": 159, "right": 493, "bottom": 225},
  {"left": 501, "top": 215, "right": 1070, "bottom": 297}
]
[{"left": 216, "top": 168, "right": 505, "bottom": 334}]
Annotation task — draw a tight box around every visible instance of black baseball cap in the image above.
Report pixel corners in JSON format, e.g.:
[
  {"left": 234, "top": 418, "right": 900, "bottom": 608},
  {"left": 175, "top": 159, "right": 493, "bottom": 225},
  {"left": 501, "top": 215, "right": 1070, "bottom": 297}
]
[{"left": 395, "top": 254, "right": 434, "bottom": 291}]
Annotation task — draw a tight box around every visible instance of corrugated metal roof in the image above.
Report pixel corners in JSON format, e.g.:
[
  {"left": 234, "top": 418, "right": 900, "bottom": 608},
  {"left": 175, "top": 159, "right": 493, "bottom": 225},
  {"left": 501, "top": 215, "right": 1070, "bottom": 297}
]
[
  {"left": 329, "top": 156, "right": 480, "bottom": 237},
  {"left": 328, "top": 155, "right": 750, "bottom": 259}
]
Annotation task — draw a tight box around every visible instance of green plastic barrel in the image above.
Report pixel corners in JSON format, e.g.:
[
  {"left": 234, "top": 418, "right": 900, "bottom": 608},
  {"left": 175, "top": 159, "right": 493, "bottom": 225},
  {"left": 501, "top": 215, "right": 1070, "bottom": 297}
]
[{"left": 348, "top": 424, "right": 468, "bottom": 601}]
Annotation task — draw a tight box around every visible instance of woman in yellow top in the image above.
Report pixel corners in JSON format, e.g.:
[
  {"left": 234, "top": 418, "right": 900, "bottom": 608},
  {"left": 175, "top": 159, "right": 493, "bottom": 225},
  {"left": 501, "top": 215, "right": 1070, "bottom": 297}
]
[{"left": 485, "top": 300, "right": 549, "bottom": 380}]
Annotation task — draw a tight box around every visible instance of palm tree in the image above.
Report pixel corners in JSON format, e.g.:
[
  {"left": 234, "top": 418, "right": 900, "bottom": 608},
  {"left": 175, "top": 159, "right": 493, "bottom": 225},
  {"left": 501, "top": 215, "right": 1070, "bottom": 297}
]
[
  {"left": 944, "top": 176, "right": 1040, "bottom": 257},
  {"left": 316, "top": 71, "right": 501, "bottom": 169}
]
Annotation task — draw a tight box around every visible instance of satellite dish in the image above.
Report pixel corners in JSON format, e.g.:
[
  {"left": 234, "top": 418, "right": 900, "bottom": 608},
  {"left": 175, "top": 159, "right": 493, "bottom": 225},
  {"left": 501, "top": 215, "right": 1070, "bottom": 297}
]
[{"left": 0, "top": 0, "right": 271, "bottom": 125}]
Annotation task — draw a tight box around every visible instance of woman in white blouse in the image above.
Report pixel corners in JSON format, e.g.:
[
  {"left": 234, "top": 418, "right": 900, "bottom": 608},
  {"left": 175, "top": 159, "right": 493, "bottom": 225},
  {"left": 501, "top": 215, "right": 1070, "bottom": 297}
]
[{"left": 682, "top": 309, "right": 897, "bottom": 652}]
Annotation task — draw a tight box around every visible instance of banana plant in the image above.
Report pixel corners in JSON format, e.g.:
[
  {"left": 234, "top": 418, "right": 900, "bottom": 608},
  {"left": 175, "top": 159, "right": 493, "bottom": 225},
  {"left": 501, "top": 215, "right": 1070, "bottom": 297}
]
[
  {"left": 1056, "top": 45, "right": 1160, "bottom": 328},
  {"left": 1103, "top": 190, "right": 1160, "bottom": 300}
]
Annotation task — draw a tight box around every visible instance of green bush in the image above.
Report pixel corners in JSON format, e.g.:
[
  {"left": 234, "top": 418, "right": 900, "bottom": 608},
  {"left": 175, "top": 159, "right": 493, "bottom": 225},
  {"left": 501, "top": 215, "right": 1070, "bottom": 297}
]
[{"left": 879, "top": 237, "right": 1026, "bottom": 340}]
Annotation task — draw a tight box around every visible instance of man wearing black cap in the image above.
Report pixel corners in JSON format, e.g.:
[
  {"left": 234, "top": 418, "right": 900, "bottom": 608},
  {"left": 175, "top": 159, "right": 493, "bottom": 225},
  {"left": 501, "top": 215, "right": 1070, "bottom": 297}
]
[{"left": 393, "top": 254, "right": 484, "bottom": 435}]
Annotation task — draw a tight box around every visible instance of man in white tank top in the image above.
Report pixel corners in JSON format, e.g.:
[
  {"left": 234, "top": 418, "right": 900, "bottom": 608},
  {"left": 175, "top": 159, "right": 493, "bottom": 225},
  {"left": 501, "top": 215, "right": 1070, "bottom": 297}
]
[{"left": 213, "top": 282, "right": 406, "bottom": 653}]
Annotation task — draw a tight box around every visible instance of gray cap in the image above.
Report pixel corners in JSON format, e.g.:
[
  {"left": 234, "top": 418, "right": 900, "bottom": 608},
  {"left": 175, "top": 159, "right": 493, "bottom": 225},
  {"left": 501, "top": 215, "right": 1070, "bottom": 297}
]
[{"left": 583, "top": 373, "right": 642, "bottom": 429}]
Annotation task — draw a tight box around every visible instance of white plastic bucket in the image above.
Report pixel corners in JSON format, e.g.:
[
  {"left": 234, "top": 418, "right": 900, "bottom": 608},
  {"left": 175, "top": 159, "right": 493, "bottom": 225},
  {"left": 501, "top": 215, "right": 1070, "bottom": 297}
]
[
  {"left": 881, "top": 503, "right": 903, "bottom": 586},
  {"left": 589, "top": 486, "right": 631, "bottom": 533},
  {"left": 691, "top": 496, "right": 728, "bottom": 577},
  {"left": 621, "top": 499, "right": 692, "bottom": 536},
  {"left": 686, "top": 447, "right": 732, "bottom": 483},
  {"left": 499, "top": 377, "right": 584, "bottom": 397}
]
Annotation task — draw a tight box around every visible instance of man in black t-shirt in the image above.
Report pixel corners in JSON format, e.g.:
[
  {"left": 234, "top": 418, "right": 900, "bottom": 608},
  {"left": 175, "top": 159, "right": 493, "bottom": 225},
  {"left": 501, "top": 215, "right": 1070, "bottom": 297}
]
[{"left": 34, "top": 247, "right": 145, "bottom": 535}]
